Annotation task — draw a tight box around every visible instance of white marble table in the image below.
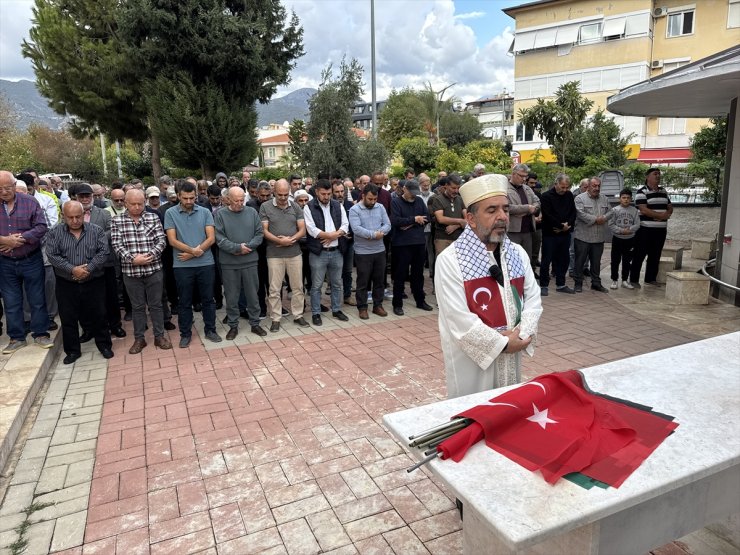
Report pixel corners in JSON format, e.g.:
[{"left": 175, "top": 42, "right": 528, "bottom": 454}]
[{"left": 384, "top": 332, "right": 740, "bottom": 554}]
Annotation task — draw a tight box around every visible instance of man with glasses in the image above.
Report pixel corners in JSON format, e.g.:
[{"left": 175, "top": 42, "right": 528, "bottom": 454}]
[
  {"left": 0, "top": 170, "right": 52, "bottom": 353},
  {"left": 507, "top": 163, "right": 540, "bottom": 267}
]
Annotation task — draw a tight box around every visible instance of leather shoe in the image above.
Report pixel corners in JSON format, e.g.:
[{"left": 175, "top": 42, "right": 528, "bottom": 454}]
[
  {"left": 332, "top": 311, "right": 349, "bottom": 322},
  {"left": 179, "top": 336, "right": 191, "bottom": 348},
  {"left": 128, "top": 338, "right": 147, "bottom": 354},
  {"left": 393, "top": 307, "right": 404, "bottom": 316},
  {"left": 80, "top": 331, "right": 94, "bottom": 343},
  {"left": 100, "top": 348, "right": 114, "bottom": 359},
  {"left": 416, "top": 302, "right": 434, "bottom": 311},
  {"left": 574, "top": 284, "right": 583, "bottom": 293},
  {"left": 226, "top": 327, "right": 238, "bottom": 340},
  {"left": 358, "top": 309, "right": 369, "bottom": 320},
  {"left": 48, "top": 320, "right": 59, "bottom": 331},
  {"left": 293, "top": 317, "right": 309, "bottom": 327},
  {"left": 111, "top": 327, "right": 127, "bottom": 338},
  {"left": 270, "top": 322, "right": 280, "bottom": 332},
  {"left": 372, "top": 306, "right": 387, "bottom": 317},
  {"left": 251, "top": 325, "right": 267, "bottom": 337},
  {"left": 63, "top": 353, "right": 81, "bottom": 365},
  {"left": 344, "top": 297, "right": 357, "bottom": 306},
  {"left": 591, "top": 284, "right": 609, "bottom": 293},
  {"left": 320, "top": 304, "right": 329, "bottom": 313},
  {"left": 312, "top": 314, "right": 322, "bottom": 326},
  {"left": 154, "top": 336, "right": 172, "bottom": 349},
  {"left": 164, "top": 321, "right": 176, "bottom": 330}
]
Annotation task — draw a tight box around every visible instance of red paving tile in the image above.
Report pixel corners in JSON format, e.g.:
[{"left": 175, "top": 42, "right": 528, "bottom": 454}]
[{"left": 76, "top": 288, "right": 709, "bottom": 553}]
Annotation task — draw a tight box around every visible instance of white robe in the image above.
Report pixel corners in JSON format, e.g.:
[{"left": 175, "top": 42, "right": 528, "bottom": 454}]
[{"left": 435, "top": 239, "right": 542, "bottom": 398}]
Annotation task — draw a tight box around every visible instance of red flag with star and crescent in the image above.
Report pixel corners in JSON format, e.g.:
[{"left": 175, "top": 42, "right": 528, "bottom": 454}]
[
  {"left": 463, "top": 276, "right": 524, "bottom": 329},
  {"left": 437, "top": 371, "right": 678, "bottom": 486}
]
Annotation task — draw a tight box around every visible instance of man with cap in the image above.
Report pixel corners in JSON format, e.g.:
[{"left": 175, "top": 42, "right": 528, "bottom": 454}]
[
  {"left": 390, "top": 179, "right": 432, "bottom": 315},
  {"left": 146, "top": 186, "right": 162, "bottom": 210},
  {"left": 435, "top": 174, "right": 542, "bottom": 398}
]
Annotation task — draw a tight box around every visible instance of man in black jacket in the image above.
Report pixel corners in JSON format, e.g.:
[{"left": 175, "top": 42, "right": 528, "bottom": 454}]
[{"left": 539, "top": 173, "right": 576, "bottom": 296}]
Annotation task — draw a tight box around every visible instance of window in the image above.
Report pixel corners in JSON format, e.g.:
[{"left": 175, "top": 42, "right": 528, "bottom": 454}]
[
  {"left": 602, "top": 17, "right": 626, "bottom": 39},
  {"left": 667, "top": 10, "right": 694, "bottom": 37},
  {"left": 625, "top": 12, "right": 650, "bottom": 36},
  {"left": 662, "top": 60, "right": 689, "bottom": 73},
  {"left": 267, "top": 147, "right": 276, "bottom": 158},
  {"left": 658, "top": 118, "right": 686, "bottom": 135},
  {"left": 729, "top": 0, "right": 740, "bottom": 28},
  {"left": 579, "top": 22, "right": 602, "bottom": 43},
  {"left": 515, "top": 123, "right": 534, "bottom": 142}
]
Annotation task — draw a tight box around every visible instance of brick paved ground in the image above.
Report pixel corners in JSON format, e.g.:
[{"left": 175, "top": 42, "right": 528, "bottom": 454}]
[{"left": 1, "top": 271, "right": 737, "bottom": 554}]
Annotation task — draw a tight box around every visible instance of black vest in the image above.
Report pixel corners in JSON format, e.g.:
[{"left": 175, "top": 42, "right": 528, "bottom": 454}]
[{"left": 306, "top": 198, "right": 346, "bottom": 255}]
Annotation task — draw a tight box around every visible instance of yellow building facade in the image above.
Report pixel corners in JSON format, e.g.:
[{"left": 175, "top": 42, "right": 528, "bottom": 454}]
[{"left": 503, "top": 0, "right": 740, "bottom": 165}]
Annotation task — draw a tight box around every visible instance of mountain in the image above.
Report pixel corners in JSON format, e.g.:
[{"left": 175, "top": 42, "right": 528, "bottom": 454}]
[
  {"left": 0, "top": 79, "right": 314, "bottom": 130},
  {"left": 0, "top": 79, "right": 68, "bottom": 130}
]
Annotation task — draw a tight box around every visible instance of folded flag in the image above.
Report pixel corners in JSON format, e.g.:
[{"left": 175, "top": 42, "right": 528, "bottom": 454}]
[{"left": 437, "top": 370, "right": 678, "bottom": 486}]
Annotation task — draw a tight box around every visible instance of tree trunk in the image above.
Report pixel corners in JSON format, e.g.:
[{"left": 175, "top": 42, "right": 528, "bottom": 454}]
[
  {"left": 151, "top": 131, "right": 162, "bottom": 179},
  {"left": 200, "top": 161, "right": 212, "bottom": 181}
]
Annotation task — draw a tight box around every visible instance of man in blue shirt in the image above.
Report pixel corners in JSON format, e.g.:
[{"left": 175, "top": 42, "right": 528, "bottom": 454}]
[{"left": 164, "top": 181, "right": 222, "bottom": 348}]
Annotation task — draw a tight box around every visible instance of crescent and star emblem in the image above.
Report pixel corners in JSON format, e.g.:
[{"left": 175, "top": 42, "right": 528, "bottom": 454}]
[{"left": 472, "top": 286, "right": 492, "bottom": 311}]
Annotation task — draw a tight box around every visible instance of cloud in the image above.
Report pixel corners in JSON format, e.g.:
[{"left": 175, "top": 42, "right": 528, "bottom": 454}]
[
  {"left": 0, "top": 0, "right": 35, "bottom": 81},
  {"left": 454, "top": 11, "right": 486, "bottom": 20}
]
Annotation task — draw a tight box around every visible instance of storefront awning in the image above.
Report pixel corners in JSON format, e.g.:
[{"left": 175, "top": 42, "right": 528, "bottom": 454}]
[{"left": 637, "top": 148, "right": 692, "bottom": 164}]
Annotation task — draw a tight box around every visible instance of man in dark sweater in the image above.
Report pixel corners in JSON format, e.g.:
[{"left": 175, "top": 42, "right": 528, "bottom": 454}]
[
  {"left": 390, "top": 180, "right": 433, "bottom": 315},
  {"left": 539, "top": 174, "right": 576, "bottom": 296}
]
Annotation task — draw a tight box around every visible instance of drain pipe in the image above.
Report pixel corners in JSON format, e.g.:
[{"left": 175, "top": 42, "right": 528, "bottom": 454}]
[{"left": 700, "top": 259, "right": 740, "bottom": 292}]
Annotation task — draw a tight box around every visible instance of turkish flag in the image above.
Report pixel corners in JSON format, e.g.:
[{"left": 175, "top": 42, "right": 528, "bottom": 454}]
[
  {"left": 463, "top": 276, "right": 507, "bottom": 329},
  {"left": 438, "top": 371, "right": 678, "bottom": 486}
]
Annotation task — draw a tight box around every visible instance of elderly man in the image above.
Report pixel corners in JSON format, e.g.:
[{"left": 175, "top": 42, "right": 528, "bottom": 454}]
[
  {"left": 260, "top": 179, "right": 307, "bottom": 331},
  {"left": 435, "top": 174, "right": 542, "bottom": 398},
  {"left": 507, "top": 163, "right": 540, "bottom": 265},
  {"left": 472, "top": 163, "right": 486, "bottom": 177},
  {"left": 106, "top": 187, "right": 127, "bottom": 218},
  {"left": 573, "top": 177, "right": 611, "bottom": 293},
  {"left": 215, "top": 187, "right": 266, "bottom": 339},
  {"left": 158, "top": 175, "right": 172, "bottom": 204},
  {"left": 146, "top": 186, "right": 162, "bottom": 210},
  {"left": 164, "top": 181, "right": 221, "bottom": 348},
  {"left": 0, "top": 170, "right": 52, "bottom": 353},
  {"left": 92, "top": 184, "right": 110, "bottom": 208},
  {"left": 46, "top": 201, "right": 113, "bottom": 364},
  {"left": 539, "top": 174, "right": 576, "bottom": 296},
  {"left": 111, "top": 189, "right": 172, "bottom": 353}
]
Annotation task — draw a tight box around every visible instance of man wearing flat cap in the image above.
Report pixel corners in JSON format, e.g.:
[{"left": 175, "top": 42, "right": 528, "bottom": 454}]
[{"left": 435, "top": 174, "right": 542, "bottom": 398}]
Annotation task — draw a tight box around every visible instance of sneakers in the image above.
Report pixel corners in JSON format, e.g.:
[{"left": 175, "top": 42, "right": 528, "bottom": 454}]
[
  {"left": 556, "top": 286, "right": 575, "bottom": 294},
  {"left": 332, "top": 311, "right": 349, "bottom": 322},
  {"left": 204, "top": 331, "right": 222, "bottom": 343},
  {"left": 611, "top": 281, "right": 619, "bottom": 290},
  {"left": 622, "top": 281, "right": 635, "bottom": 290},
  {"left": 34, "top": 336, "right": 54, "bottom": 349},
  {"left": 540, "top": 287, "right": 549, "bottom": 296},
  {"left": 3, "top": 340, "right": 27, "bottom": 354},
  {"left": 270, "top": 322, "right": 280, "bottom": 333}
]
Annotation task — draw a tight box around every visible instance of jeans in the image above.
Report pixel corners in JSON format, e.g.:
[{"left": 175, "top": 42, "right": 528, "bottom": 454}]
[
  {"left": 174, "top": 265, "right": 216, "bottom": 337},
  {"left": 573, "top": 239, "right": 604, "bottom": 288},
  {"left": 630, "top": 227, "right": 667, "bottom": 284},
  {"left": 0, "top": 250, "right": 49, "bottom": 341},
  {"left": 57, "top": 275, "right": 111, "bottom": 355},
  {"left": 309, "top": 249, "right": 343, "bottom": 314},
  {"left": 540, "top": 234, "right": 570, "bottom": 288},
  {"left": 355, "top": 251, "right": 386, "bottom": 310},
  {"left": 342, "top": 243, "right": 354, "bottom": 300},
  {"left": 221, "top": 265, "right": 260, "bottom": 327},
  {"left": 392, "top": 244, "right": 426, "bottom": 308},
  {"left": 124, "top": 271, "right": 165, "bottom": 340},
  {"left": 611, "top": 236, "right": 635, "bottom": 281}
]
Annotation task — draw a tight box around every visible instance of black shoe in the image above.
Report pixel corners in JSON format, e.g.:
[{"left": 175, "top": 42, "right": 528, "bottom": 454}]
[
  {"left": 251, "top": 325, "right": 267, "bottom": 337},
  {"left": 332, "top": 311, "right": 349, "bottom": 322},
  {"left": 226, "top": 327, "right": 238, "bottom": 340},
  {"left": 320, "top": 304, "right": 329, "bottom": 313},
  {"left": 215, "top": 302, "right": 223, "bottom": 310},
  {"left": 100, "top": 348, "right": 114, "bottom": 359},
  {"left": 179, "top": 336, "right": 191, "bottom": 349},
  {"left": 259, "top": 310, "right": 267, "bottom": 319},
  {"left": 574, "top": 284, "right": 583, "bottom": 293},
  {"left": 193, "top": 303, "right": 202, "bottom": 312},
  {"left": 393, "top": 307, "right": 404, "bottom": 316},
  {"left": 80, "top": 331, "right": 94, "bottom": 343},
  {"left": 293, "top": 317, "right": 309, "bottom": 327},
  {"left": 111, "top": 327, "right": 127, "bottom": 338},
  {"left": 556, "top": 286, "right": 575, "bottom": 294},
  {"left": 164, "top": 321, "right": 176, "bottom": 330},
  {"left": 123, "top": 312, "right": 132, "bottom": 322},
  {"left": 281, "top": 307, "right": 290, "bottom": 316},
  {"left": 591, "top": 284, "right": 609, "bottom": 293},
  {"left": 416, "top": 302, "right": 433, "bottom": 311},
  {"left": 402, "top": 293, "right": 408, "bottom": 299},
  {"left": 222, "top": 315, "right": 229, "bottom": 324},
  {"left": 239, "top": 311, "right": 249, "bottom": 319},
  {"left": 48, "top": 320, "right": 59, "bottom": 331},
  {"left": 270, "top": 322, "right": 280, "bottom": 332},
  {"left": 63, "top": 353, "right": 81, "bottom": 365},
  {"left": 312, "top": 314, "right": 322, "bottom": 326}
]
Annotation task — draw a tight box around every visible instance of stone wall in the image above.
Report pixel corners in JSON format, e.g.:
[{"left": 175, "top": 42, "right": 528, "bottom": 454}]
[{"left": 666, "top": 206, "right": 721, "bottom": 246}]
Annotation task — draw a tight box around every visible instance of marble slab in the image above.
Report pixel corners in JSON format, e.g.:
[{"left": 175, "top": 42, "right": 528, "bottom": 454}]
[{"left": 383, "top": 333, "right": 740, "bottom": 551}]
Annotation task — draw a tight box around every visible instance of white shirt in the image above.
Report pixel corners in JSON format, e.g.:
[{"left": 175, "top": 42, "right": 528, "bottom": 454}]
[
  {"left": 303, "top": 201, "right": 349, "bottom": 248},
  {"left": 32, "top": 191, "right": 59, "bottom": 227}
]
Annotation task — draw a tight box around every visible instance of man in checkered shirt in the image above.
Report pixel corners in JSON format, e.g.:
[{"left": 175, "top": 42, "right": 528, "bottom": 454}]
[{"left": 111, "top": 189, "right": 173, "bottom": 354}]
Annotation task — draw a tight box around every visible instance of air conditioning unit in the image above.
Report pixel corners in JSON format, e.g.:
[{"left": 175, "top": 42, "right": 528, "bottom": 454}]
[
  {"left": 653, "top": 7, "right": 668, "bottom": 17},
  {"left": 652, "top": 60, "right": 664, "bottom": 69}
]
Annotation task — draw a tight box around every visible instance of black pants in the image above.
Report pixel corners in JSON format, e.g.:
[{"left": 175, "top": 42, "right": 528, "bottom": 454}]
[
  {"left": 257, "top": 249, "right": 269, "bottom": 314},
  {"left": 540, "top": 234, "right": 570, "bottom": 288},
  {"left": 301, "top": 246, "right": 312, "bottom": 292},
  {"left": 392, "top": 244, "right": 425, "bottom": 308},
  {"left": 211, "top": 245, "right": 223, "bottom": 306},
  {"left": 161, "top": 246, "right": 178, "bottom": 312},
  {"left": 103, "top": 266, "right": 122, "bottom": 330},
  {"left": 630, "top": 227, "right": 667, "bottom": 283},
  {"left": 57, "top": 275, "right": 112, "bottom": 356},
  {"left": 573, "top": 239, "right": 604, "bottom": 288},
  {"left": 355, "top": 251, "right": 386, "bottom": 310},
  {"left": 611, "top": 236, "right": 635, "bottom": 281}
]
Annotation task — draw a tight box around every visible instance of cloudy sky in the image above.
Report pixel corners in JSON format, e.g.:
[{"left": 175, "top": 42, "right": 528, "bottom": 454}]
[{"left": 0, "top": 0, "right": 516, "bottom": 104}]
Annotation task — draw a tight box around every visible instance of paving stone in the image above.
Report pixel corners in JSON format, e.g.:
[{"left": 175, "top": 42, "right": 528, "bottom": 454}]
[
  {"left": 217, "top": 527, "right": 282, "bottom": 555},
  {"left": 63, "top": 394, "right": 85, "bottom": 411},
  {"left": 75, "top": 421, "right": 101, "bottom": 442},
  {"left": 210, "top": 503, "right": 246, "bottom": 543},
  {"left": 19, "top": 436, "right": 52, "bottom": 461},
  {"left": 265, "top": 480, "right": 322, "bottom": 508},
  {"left": 238, "top": 494, "right": 275, "bottom": 533},
  {"left": 9, "top": 456, "right": 45, "bottom": 485},
  {"left": 31, "top": 494, "right": 89, "bottom": 522},
  {"left": 149, "top": 510, "right": 211, "bottom": 544},
  {"left": 340, "top": 467, "right": 381, "bottom": 498},
  {"left": 408, "top": 509, "right": 462, "bottom": 542},
  {"left": 35, "top": 464, "right": 69, "bottom": 494},
  {"left": 23, "top": 519, "right": 55, "bottom": 555},
  {"left": 36, "top": 403, "right": 63, "bottom": 421},
  {"left": 34, "top": 482, "right": 90, "bottom": 505},
  {"left": 277, "top": 518, "right": 320, "bottom": 555},
  {"left": 50, "top": 424, "right": 79, "bottom": 446},
  {"left": 0, "top": 528, "right": 19, "bottom": 554},
  {"left": 150, "top": 528, "right": 215, "bottom": 555},
  {"left": 0, "top": 512, "right": 24, "bottom": 533},
  {"left": 344, "top": 510, "right": 405, "bottom": 543},
  {"left": 83, "top": 391, "right": 105, "bottom": 407},
  {"left": 50, "top": 510, "right": 87, "bottom": 552},
  {"left": 47, "top": 439, "right": 97, "bottom": 458},
  {"left": 64, "top": 458, "right": 96, "bottom": 488},
  {"left": 306, "top": 509, "right": 352, "bottom": 552},
  {"left": 271, "top": 494, "right": 330, "bottom": 525},
  {"left": 424, "top": 530, "right": 463, "bottom": 555},
  {"left": 27, "top": 417, "right": 59, "bottom": 439},
  {"left": 0, "top": 483, "right": 36, "bottom": 516},
  {"left": 334, "top": 493, "right": 393, "bottom": 524},
  {"left": 383, "top": 526, "right": 430, "bottom": 554},
  {"left": 44, "top": 449, "right": 96, "bottom": 469}
]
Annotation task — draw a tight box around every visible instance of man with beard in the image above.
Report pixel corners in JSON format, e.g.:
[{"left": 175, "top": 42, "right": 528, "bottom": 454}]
[{"left": 435, "top": 174, "right": 542, "bottom": 398}]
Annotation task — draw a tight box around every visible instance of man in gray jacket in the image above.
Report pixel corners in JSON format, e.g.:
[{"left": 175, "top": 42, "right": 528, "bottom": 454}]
[
  {"left": 214, "top": 187, "right": 267, "bottom": 339},
  {"left": 573, "top": 176, "right": 611, "bottom": 293},
  {"left": 507, "top": 163, "right": 540, "bottom": 267}
]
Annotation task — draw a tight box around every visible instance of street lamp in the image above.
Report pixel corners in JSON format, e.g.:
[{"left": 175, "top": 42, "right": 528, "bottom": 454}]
[{"left": 436, "top": 82, "right": 457, "bottom": 145}]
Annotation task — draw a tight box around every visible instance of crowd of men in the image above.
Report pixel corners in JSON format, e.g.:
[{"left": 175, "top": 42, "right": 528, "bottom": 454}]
[{"left": 0, "top": 163, "right": 671, "bottom": 363}]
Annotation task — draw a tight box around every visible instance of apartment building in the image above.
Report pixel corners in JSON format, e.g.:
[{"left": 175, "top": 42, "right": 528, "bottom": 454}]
[
  {"left": 503, "top": 0, "right": 740, "bottom": 165},
  {"left": 464, "top": 93, "right": 516, "bottom": 141}
]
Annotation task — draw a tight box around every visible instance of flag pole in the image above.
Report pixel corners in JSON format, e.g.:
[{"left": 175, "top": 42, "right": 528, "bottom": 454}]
[{"left": 407, "top": 452, "right": 440, "bottom": 473}]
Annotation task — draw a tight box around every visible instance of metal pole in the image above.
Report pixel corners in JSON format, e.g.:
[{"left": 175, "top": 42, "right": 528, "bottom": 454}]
[
  {"left": 370, "top": 0, "right": 377, "bottom": 139},
  {"left": 99, "top": 133, "right": 108, "bottom": 177},
  {"left": 115, "top": 140, "right": 123, "bottom": 179}
]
